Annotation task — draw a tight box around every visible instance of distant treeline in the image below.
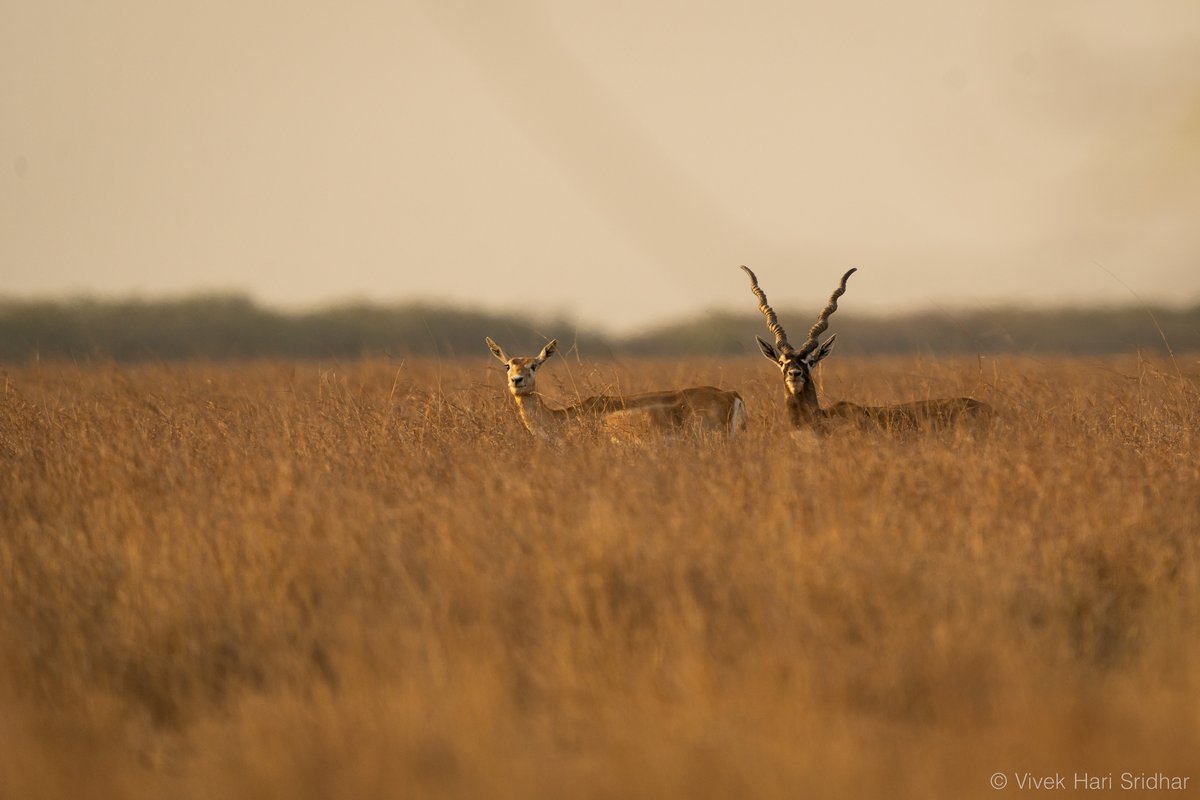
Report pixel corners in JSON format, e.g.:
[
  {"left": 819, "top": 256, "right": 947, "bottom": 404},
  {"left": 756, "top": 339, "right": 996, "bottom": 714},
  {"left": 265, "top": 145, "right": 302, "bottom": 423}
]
[{"left": 1, "top": 295, "right": 1197, "bottom": 361}]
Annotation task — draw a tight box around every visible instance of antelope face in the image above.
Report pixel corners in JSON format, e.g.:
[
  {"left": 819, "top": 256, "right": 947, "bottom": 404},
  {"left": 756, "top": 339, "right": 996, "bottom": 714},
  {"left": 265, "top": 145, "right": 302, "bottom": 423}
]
[
  {"left": 780, "top": 353, "right": 813, "bottom": 395},
  {"left": 503, "top": 356, "right": 540, "bottom": 395},
  {"left": 756, "top": 335, "right": 836, "bottom": 397},
  {"left": 486, "top": 337, "right": 557, "bottom": 397}
]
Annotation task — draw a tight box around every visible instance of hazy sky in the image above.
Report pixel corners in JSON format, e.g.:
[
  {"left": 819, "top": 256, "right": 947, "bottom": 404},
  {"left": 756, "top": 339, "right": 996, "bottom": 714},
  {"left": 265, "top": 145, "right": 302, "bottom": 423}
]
[{"left": 3, "top": 1, "right": 1198, "bottom": 331}]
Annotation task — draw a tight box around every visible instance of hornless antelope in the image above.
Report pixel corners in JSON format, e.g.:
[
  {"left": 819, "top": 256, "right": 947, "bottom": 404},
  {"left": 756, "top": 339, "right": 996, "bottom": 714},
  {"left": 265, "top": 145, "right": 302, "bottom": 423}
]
[
  {"left": 740, "top": 266, "right": 992, "bottom": 431},
  {"left": 485, "top": 337, "right": 747, "bottom": 440}
]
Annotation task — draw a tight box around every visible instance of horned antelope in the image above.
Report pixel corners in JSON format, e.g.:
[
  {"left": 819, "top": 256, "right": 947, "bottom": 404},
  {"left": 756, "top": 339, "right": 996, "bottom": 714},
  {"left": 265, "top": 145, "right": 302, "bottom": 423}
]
[
  {"left": 485, "top": 337, "right": 747, "bottom": 440},
  {"left": 740, "top": 266, "right": 992, "bottom": 431}
]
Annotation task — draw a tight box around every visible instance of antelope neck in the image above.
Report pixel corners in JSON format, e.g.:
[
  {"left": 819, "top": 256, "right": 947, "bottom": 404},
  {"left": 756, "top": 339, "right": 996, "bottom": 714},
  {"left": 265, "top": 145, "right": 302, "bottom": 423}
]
[{"left": 786, "top": 383, "right": 823, "bottom": 427}]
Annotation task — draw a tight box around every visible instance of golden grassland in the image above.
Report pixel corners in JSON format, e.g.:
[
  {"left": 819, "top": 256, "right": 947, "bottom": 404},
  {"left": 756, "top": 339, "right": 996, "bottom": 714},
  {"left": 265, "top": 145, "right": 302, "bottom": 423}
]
[{"left": 1, "top": 353, "right": 1198, "bottom": 799}]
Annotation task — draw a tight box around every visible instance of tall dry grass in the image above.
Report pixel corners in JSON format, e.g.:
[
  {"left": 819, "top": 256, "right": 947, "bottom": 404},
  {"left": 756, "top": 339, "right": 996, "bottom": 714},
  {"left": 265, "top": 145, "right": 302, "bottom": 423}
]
[{"left": 1, "top": 353, "right": 1197, "bottom": 798}]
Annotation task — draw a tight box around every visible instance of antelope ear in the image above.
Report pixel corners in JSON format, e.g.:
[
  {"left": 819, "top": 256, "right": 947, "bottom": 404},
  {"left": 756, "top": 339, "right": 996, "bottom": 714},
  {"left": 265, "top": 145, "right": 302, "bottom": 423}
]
[
  {"left": 485, "top": 337, "right": 509, "bottom": 363},
  {"left": 755, "top": 336, "right": 778, "bottom": 361},
  {"left": 807, "top": 334, "right": 837, "bottom": 366},
  {"left": 537, "top": 339, "right": 558, "bottom": 362}
]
